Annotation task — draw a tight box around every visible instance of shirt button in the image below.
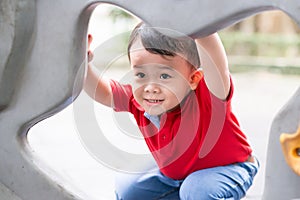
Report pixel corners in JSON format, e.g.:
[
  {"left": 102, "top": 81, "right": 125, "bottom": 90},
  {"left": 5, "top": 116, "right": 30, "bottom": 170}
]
[{"left": 163, "top": 135, "right": 166, "bottom": 140}]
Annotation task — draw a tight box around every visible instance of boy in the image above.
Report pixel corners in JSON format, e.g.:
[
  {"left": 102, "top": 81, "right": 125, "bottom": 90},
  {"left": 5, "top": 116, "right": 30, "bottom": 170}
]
[{"left": 85, "top": 22, "right": 259, "bottom": 200}]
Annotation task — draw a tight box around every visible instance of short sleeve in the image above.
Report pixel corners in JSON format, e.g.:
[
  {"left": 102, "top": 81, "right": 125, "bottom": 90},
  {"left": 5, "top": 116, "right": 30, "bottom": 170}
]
[
  {"left": 200, "top": 76, "right": 234, "bottom": 103},
  {"left": 110, "top": 79, "right": 133, "bottom": 112},
  {"left": 223, "top": 76, "right": 234, "bottom": 102}
]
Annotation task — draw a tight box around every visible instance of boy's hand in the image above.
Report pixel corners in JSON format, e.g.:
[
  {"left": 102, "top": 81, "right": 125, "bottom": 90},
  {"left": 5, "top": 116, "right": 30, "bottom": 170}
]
[{"left": 87, "top": 34, "right": 94, "bottom": 63}]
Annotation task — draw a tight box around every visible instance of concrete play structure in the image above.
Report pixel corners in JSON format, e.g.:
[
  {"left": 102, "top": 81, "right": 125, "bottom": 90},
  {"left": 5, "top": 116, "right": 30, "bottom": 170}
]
[{"left": 0, "top": 0, "right": 299, "bottom": 199}]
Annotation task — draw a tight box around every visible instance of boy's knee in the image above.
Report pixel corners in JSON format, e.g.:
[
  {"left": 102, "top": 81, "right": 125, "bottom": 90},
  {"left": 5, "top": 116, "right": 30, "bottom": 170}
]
[
  {"left": 179, "top": 172, "right": 225, "bottom": 200},
  {"left": 179, "top": 177, "right": 211, "bottom": 200},
  {"left": 179, "top": 184, "right": 225, "bottom": 200},
  {"left": 114, "top": 173, "right": 136, "bottom": 200},
  {"left": 179, "top": 176, "right": 245, "bottom": 200},
  {"left": 114, "top": 183, "right": 134, "bottom": 200},
  {"left": 179, "top": 188, "right": 212, "bottom": 200}
]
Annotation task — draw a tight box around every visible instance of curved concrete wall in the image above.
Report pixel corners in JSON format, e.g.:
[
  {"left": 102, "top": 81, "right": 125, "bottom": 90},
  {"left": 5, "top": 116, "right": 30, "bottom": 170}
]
[
  {"left": 263, "top": 87, "right": 300, "bottom": 200},
  {"left": 0, "top": 0, "right": 299, "bottom": 199}
]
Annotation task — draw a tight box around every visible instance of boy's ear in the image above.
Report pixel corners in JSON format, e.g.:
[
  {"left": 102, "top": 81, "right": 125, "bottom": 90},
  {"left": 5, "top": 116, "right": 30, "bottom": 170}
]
[{"left": 189, "top": 69, "right": 203, "bottom": 90}]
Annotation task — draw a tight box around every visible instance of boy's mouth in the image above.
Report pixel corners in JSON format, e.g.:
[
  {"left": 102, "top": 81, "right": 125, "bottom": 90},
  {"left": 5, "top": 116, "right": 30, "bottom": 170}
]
[
  {"left": 144, "top": 98, "right": 164, "bottom": 105},
  {"left": 147, "top": 99, "right": 163, "bottom": 103}
]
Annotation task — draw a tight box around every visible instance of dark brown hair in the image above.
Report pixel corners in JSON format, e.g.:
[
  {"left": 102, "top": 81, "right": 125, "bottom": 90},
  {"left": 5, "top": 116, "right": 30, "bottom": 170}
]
[{"left": 127, "top": 22, "right": 200, "bottom": 68}]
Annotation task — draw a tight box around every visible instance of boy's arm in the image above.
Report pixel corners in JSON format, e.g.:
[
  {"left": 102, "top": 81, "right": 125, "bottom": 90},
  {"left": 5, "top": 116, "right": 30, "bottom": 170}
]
[
  {"left": 84, "top": 63, "right": 113, "bottom": 107},
  {"left": 195, "top": 33, "right": 230, "bottom": 100},
  {"left": 84, "top": 35, "right": 113, "bottom": 107}
]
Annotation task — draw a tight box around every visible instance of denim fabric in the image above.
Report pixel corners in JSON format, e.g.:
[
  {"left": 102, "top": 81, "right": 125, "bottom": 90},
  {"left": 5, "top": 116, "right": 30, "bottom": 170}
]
[{"left": 115, "top": 158, "right": 259, "bottom": 200}]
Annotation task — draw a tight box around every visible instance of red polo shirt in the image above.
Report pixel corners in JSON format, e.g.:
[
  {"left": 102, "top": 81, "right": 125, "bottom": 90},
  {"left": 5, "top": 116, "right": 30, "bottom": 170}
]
[{"left": 110, "top": 77, "right": 252, "bottom": 180}]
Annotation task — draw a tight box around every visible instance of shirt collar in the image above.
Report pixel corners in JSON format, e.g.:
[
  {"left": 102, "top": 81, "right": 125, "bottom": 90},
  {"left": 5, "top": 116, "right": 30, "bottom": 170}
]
[{"left": 144, "top": 112, "right": 161, "bottom": 129}]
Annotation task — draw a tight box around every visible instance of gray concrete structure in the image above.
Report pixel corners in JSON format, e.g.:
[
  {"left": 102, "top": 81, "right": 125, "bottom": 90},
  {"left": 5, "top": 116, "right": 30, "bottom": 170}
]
[{"left": 0, "top": 0, "right": 299, "bottom": 199}]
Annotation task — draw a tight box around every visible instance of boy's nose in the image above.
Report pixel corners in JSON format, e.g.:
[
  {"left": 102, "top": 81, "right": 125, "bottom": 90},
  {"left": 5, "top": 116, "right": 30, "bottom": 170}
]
[{"left": 144, "top": 83, "right": 161, "bottom": 93}]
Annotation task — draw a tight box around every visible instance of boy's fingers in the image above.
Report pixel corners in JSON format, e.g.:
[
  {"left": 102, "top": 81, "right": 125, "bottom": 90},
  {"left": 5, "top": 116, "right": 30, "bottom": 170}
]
[
  {"left": 87, "top": 34, "right": 94, "bottom": 62},
  {"left": 88, "top": 34, "right": 93, "bottom": 48},
  {"left": 88, "top": 50, "right": 94, "bottom": 62}
]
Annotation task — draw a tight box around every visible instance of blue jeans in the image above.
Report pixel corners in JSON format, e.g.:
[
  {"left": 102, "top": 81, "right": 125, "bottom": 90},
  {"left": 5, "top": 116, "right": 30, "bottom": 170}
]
[{"left": 115, "top": 158, "right": 259, "bottom": 200}]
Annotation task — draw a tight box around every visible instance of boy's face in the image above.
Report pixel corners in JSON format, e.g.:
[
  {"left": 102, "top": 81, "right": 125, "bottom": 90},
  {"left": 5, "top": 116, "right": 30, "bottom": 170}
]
[{"left": 129, "top": 42, "right": 199, "bottom": 116}]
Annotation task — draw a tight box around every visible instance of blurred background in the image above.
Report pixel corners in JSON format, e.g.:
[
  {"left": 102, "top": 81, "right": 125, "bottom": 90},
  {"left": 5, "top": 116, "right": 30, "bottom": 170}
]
[
  {"left": 88, "top": 4, "right": 300, "bottom": 74},
  {"left": 28, "top": 4, "right": 300, "bottom": 200}
]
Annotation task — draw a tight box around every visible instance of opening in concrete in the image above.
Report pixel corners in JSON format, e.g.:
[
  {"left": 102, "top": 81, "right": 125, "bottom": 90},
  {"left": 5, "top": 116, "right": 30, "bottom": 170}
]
[{"left": 27, "top": 7, "right": 300, "bottom": 199}]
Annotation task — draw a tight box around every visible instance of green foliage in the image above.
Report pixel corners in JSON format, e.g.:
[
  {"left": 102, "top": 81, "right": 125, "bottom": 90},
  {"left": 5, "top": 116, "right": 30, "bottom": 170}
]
[
  {"left": 108, "top": 7, "right": 134, "bottom": 22},
  {"left": 220, "top": 32, "right": 300, "bottom": 57}
]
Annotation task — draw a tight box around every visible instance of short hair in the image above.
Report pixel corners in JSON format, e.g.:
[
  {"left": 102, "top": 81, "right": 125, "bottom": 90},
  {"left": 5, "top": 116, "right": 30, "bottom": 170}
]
[{"left": 127, "top": 22, "right": 200, "bottom": 69}]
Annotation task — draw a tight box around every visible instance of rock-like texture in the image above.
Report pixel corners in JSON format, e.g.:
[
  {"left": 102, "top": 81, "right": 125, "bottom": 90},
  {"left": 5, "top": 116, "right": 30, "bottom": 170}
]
[{"left": 0, "top": 0, "right": 299, "bottom": 199}]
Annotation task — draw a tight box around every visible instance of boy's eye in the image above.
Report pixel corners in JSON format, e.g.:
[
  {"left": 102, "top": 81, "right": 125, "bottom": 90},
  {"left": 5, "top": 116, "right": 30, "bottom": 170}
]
[
  {"left": 135, "top": 72, "right": 145, "bottom": 78},
  {"left": 160, "top": 73, "right": 171, "bottom": 79}
]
